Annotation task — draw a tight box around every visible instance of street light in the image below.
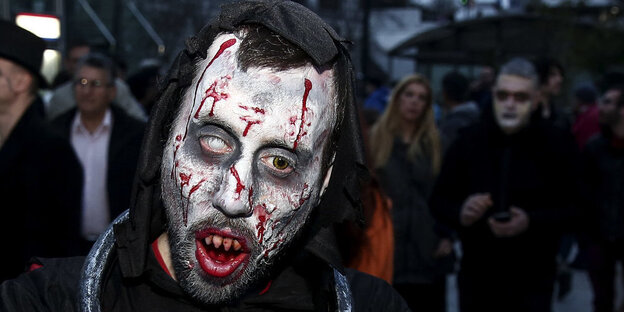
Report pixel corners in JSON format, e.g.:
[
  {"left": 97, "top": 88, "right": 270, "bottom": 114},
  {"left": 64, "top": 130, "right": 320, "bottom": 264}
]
[{"left": 15, "top": 13, "right": 60, "bottom": 40}]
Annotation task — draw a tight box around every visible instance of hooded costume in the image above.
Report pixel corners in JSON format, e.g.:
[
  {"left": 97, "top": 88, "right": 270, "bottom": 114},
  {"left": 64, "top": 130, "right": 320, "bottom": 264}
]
[{"left": 0, "top": 1, "right": 408, "bottom": 311}]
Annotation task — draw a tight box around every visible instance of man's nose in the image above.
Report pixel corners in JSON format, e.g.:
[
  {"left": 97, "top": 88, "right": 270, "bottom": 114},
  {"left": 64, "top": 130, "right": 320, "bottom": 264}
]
[{"left": 212, "top": 160, "right": 253, "bottom": 217}]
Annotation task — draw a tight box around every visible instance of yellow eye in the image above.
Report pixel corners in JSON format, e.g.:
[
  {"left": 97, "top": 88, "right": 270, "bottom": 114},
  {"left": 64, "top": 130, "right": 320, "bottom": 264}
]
[{"left": 272, "top": 157, "right": 290, "bottom": 170}]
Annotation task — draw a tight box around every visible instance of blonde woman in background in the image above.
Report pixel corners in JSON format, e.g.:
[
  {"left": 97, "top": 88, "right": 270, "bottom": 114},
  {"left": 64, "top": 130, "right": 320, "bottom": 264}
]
[{"left": 369, "top": 74, "right": 454, "bottom": 312}]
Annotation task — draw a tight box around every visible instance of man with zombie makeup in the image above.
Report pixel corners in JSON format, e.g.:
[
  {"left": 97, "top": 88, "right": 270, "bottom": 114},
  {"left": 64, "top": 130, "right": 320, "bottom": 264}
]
[
  {"left": 430, "top": 58, "right": 579, "bottom": 312},
  {"left": 0, "top": 1, "right": 408, "bottom": 311}
]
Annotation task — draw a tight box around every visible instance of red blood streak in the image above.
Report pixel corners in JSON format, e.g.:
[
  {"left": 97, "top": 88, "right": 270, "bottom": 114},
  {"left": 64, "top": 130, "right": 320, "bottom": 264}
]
[
  {"left": 240, "top": 117, "right": 261, "bottom": 137},
  {"left": 293, "top": 79, "right": 312, "bottom": 150},
  {"left": 194, "top": 78, "right": 230, "bottom": 119},
  {"left": 179, "top": 172, "right": 192, "bottom": 225},
  {"left": 176, "top": 134, "right": 182, "bottom": 141},
  {"left": 298, "top": 183, "right": 310, "bottom": 207},
  {"left": 248, "top": 186, "right": 254, "bottom": 213},
  {"left": 189, "top": 178, "right": 207, "bottom": 198},
  {"left": 238, "top": 105, "right": 264, "bottom": 114},
  {"left": 183, "top": 38, "right": 237, "bottom": 140},
  {"left": 180, "top": 172, "right": 192, "bottom": 188},
  {"left": 255, "top": 203, "right": 270, "bottom": 245},
  {"left": 229, "top": 165, "right": 246, "bottom": 198},
  {"left": 264, "top": 239, "right": 284, "bottom": 258}
]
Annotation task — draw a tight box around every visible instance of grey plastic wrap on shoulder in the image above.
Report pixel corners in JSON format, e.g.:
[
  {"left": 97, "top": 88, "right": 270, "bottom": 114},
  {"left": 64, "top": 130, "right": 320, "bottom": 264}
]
[
  {"left": 334, "top": 268, "right": 353, "bottom": 312},
  {"left": 79, "top": 210, "right": 130, "bottom": 312}
]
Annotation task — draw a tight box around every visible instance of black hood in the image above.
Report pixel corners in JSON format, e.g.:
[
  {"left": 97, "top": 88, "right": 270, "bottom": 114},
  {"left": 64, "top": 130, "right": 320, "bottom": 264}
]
[{"left": 114, "top": 0, "right": 367, "bottom": 279}]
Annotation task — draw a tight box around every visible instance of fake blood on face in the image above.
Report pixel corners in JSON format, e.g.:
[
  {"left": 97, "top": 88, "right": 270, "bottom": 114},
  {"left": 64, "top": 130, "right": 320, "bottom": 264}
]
[
  {"left": 293, "top": 79, "right": 312, "bottom": 150},
  {"left": 194, "top": 78, "right": 230, "bottom": 119},
  {"left": 254, "top": 204, "right": 271, "bottom": 245},
  {"left": 183, "top": 38, "right": 237, "bottom": 140},
  {"left": 229, "top": 165, "right": 246, "bottom": 199}
]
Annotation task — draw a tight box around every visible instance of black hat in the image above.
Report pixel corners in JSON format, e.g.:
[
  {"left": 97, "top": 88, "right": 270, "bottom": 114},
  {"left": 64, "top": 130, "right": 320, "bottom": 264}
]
[{"left": 0, "top": 20, "right": 48, "bottom": 88}]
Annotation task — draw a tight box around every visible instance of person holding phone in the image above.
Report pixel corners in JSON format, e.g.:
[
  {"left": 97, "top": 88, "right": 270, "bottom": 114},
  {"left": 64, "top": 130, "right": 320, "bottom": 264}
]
[{"left": 430, "top": 58, "right": 580, "bottom": 312}]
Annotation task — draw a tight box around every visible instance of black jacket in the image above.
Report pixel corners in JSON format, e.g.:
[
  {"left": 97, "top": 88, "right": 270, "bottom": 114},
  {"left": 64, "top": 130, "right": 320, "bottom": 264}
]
[
  {"left": 581, "top": 129, "right": 624, "bottom": 242},
  {"left": 0, "top": 98, "right": 83, "bottom": 281},
  {"left": 430, "top": 107, "right": 580, "bottom": 276},
  {"left": 51, "top": 104, "right": 145, "bottom": 221},
  {"left": 0, "top": 252, "right": 407, "bottom": 312},
  {"left": 0, "top": 1, "right": 408, "bottom": 311}
]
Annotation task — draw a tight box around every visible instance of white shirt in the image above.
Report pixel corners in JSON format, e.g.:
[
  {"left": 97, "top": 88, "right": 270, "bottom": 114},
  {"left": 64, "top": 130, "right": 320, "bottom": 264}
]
[{"left": 71, "top": 110, "right": 112, "bottom": 241}]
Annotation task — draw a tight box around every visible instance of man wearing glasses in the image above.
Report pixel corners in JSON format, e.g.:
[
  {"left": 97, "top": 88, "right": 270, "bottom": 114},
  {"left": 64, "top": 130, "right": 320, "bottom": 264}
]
[
  {"left": 430, "top": 58, "right": 579, "bottom": 312},
  {"left": 52, "top": 53, "right": 145, "bottom": 253}
]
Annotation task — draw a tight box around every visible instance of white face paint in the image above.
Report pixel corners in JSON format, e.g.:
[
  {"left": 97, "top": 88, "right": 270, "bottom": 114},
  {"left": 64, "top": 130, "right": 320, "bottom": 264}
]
[
  {"left": 161, "top": 33, "right": 337, "bottom": 304},
  {"left": 493, "top": 74, "right": 537, "bottom": 134}
]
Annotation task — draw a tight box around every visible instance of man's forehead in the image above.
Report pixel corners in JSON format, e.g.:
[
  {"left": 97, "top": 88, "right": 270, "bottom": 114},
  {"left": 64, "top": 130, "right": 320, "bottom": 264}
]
[
  {"left": 183, "top": 33, "right": 336, "bottom": 116},
  {"left": 496, "top": 74, "right": 535, "bottom": 91}
]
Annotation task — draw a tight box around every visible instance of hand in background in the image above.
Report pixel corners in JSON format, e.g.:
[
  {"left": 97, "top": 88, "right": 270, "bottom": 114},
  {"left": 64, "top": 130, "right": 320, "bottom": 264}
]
[
  {"left": 460, "top": 193, "right": 493, "bottom": 226},
  {"left": 433, "top": 238, "right": 454, "bottom": 258},
  {"left": 488, "top": 206, "right": 529, "bottom": 237}
]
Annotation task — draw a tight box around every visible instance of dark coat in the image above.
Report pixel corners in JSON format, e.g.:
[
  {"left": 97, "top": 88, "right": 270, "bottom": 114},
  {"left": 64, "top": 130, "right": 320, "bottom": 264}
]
[
  {"left": 51, "top": 105, "right": 145, "bottom": 221},
  {"left": 581, "top": 130, "right": 624, "bottom": 242},
  {"left": 430, "top": 107, "right": 580, "bottom": 277},
  {"left": 0, "top": 252, "right": 408, "bottom": 312},
  {"left": 0, "top": 98, "right": 83, "bottom": 281},
  {"left": 377, "top": 139, "right": 452, "bottom": 284}
]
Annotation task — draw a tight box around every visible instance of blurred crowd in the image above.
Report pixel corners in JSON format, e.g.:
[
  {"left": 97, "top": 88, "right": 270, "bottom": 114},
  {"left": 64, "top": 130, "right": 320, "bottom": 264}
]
[{"left": 1, "top": 15, "right": 624, "bottom": 312}]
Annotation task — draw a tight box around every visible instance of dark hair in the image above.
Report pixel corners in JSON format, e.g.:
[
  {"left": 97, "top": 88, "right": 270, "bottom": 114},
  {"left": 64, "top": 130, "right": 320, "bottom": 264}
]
[
  {"left": 75, "top": 52, "right": 116, "bottom": 85},
  {"left": 442, "top": 71, "right": 469, "bottom": 103},
  {"left": 235, "top": 25, "right": 344, "bottom": 173},
  {"left": 533, "top": 57, "right": 564, "bottom": 86},
  {"left": 574, "top": 85, "right": 598, "bottom": 104}
]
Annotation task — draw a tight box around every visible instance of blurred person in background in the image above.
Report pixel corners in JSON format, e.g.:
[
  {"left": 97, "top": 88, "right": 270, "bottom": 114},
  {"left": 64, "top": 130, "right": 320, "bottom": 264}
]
[
  {"left": 51, "top": 39, "right": 91, "bottom": 88},
  {"left": 430, "top": 58, "right": 579, "bottom": 312},
  {"left": 47, "top": 51, "right": 147, "bottom": 122},
  {"left": 370, "top": 74, "right": 453, "bottom": 312},
  {"left": 439, "top": 71, "right": 480, "bottom": 153},
  {"left": 533, "top": 57, "right": 571, "bottom": 131},
  {"left": 581, "top": 84, "right": 624, "bottom": 312},
  {"left": 127, "top": 61, "right": 162, "bottom": 116},
  {"left": 0, "top": 20, "right": 82, "bottom": 281},
  {"left": 572, "top": 84, "right": 600, "bottom": 150},
  {"left": 51, "top": 53, "right": 145, "bottom": 254}
]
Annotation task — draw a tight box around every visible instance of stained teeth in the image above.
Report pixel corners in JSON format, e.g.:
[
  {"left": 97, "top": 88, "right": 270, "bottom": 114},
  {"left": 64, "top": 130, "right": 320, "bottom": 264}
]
[
  {"left": 204, "top": 235, "right": 242, "bottom": 251},
  {"left": 213, "top": 235, "right": 223, "bottom": 248},
  {"left": 223, "top": 238, "right": 232, "bottom": 251}
]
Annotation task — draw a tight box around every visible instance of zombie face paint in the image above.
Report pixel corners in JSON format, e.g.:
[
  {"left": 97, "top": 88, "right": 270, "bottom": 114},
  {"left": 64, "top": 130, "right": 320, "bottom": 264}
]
[
  {"left": 493, "top": 74, "right": 537, "bottom": 134},
  {"left": 161, "top": 33, "right": 337, "bottom": 304}
]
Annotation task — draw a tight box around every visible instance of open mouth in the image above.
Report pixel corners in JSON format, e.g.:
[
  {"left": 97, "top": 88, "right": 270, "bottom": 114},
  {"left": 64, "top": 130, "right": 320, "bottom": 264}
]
[{"left": 195, "top": 229, "right": 250, "bottom": 278}]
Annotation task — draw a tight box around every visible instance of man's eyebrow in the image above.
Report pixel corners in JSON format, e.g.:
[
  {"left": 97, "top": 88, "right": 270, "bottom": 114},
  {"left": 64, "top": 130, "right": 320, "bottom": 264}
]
[
  {"left": 195, "top": 116, "right": 238, "bottom": 136},
  {"left": 263, "top": 139, "right": 312, "bottom": 159}
]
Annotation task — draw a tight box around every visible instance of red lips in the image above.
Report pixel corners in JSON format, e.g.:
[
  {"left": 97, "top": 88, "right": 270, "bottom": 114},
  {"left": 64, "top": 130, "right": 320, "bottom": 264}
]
[{"left": 195, "top": 229, "right": 250, "bottom": 278}]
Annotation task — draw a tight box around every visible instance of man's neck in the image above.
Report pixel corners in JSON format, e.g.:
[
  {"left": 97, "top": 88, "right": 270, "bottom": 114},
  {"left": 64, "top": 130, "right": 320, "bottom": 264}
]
[
  {"left": 156, "top": 233, "right": 177, "bottom": 281},
  {"left": 0, "top": 95, "right": 33, "bottom": 148},
  {"left": 80, "top": 110, "right": 107, "bottom": 134}
]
